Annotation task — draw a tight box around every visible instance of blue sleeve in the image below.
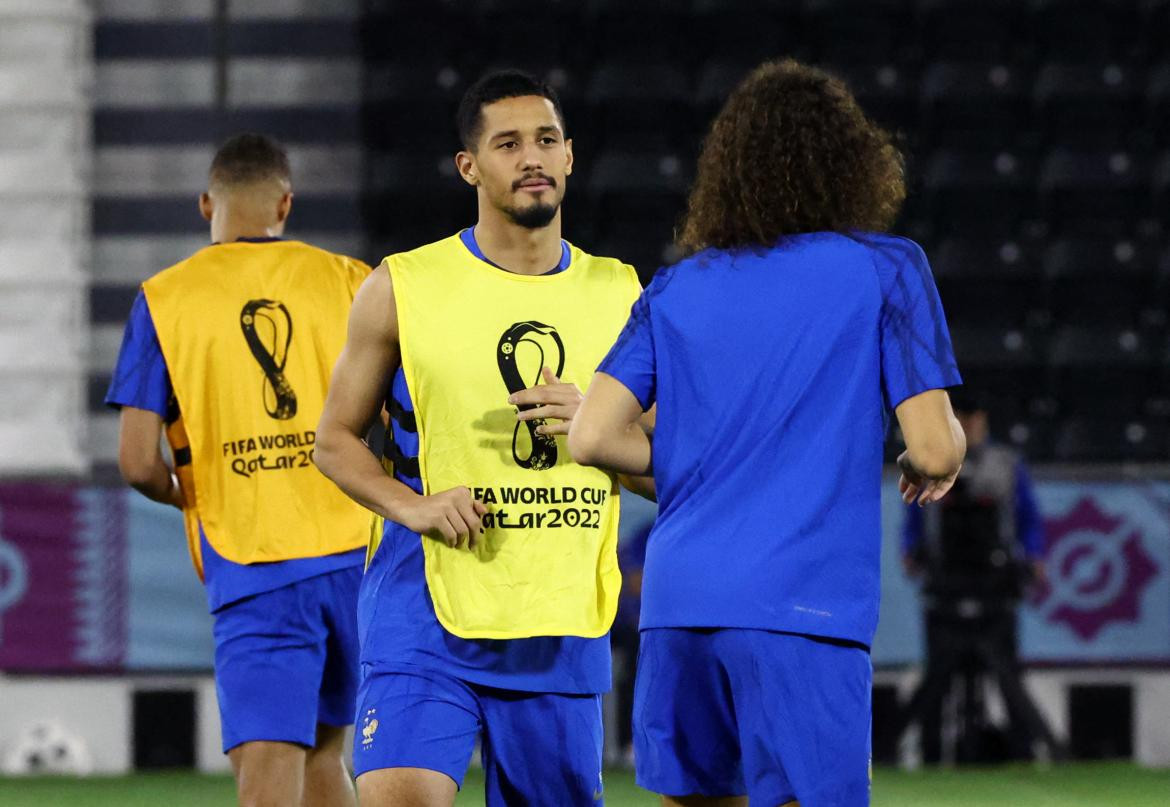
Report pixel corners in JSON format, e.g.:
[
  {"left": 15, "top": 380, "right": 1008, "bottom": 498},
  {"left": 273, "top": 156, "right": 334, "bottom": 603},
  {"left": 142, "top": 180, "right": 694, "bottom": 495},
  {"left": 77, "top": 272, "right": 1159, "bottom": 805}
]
[
  {"left": 105, "top": 289, "right": 172, "bottom": 418},
  {"left": 902, "top": 502, "right": 924, "bottom": 556},
  {"left": 1014, "top": 461, "right": 1045, "bottom": 559},
  {"left": 875, "top": 237, "right": 963, "bottom": 410},
  {"left": 597, "top": 276, "right": 659, "bottom": 411}
]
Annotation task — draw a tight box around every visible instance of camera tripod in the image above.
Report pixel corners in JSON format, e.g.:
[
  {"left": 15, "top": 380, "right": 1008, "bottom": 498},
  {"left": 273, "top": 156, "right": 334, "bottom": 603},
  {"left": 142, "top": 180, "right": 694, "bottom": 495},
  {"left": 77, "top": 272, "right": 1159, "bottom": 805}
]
[{"left": 891, "top": 599, "right": 1065, "bottom": 764}]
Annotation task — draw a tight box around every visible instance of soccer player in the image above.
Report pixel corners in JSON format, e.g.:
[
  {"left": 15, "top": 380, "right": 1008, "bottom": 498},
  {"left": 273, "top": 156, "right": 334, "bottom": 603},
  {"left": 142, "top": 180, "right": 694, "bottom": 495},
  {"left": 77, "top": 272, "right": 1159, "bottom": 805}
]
[
  {"left": 314, "top": 70, "right": 646, "bottom": 806},
  {"left": 570, "top": 60, "right": 967, "bottom": 807},
  {"left": 107, "top": 133, "right": 370, "bottom": 807}
]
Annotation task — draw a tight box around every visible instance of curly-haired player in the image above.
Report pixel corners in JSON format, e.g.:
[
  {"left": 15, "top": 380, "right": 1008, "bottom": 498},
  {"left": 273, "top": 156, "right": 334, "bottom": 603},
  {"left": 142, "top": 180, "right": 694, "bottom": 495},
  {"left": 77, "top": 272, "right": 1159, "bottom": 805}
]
[{"left": 571, "top": 60, "right": 967, "bottom": 807}]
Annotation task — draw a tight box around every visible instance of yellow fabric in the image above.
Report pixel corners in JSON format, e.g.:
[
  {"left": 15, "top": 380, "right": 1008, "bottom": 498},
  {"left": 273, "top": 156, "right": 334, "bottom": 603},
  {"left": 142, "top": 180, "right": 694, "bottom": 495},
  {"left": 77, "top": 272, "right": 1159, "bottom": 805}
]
[
  {"left": 390, "top": 234, "right": 642, "bottom": 639},
  {"left": 143, "top": 240, "right": 372, "bottom": 565}
]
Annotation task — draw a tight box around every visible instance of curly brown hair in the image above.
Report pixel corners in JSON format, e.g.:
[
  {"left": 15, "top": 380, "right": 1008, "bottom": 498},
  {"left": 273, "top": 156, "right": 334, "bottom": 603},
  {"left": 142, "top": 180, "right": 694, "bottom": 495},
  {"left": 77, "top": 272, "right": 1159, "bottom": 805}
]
[{"left": 677, "top": 59, "right": 906, "bottom": 256}]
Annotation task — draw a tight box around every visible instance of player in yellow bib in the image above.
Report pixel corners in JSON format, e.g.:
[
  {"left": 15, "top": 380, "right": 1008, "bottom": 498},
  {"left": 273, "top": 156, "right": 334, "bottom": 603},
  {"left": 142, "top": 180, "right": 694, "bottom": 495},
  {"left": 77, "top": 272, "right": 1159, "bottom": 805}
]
[
  {"left": 107, "top": 134, "right": 369, "bottom": 807},
  {"left": 315, "top": 71, "right": 652, "bottom": 806}
]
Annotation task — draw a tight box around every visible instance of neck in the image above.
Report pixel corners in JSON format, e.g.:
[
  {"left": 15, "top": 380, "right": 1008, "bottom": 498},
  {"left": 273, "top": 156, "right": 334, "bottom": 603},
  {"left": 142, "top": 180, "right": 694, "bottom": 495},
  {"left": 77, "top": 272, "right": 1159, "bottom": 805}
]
[
  {"left": 473, "top": 203, "right": 563, "bottom": 276},
  {"left": 213, "top": 219, "right": 282, "bottom": 244}
]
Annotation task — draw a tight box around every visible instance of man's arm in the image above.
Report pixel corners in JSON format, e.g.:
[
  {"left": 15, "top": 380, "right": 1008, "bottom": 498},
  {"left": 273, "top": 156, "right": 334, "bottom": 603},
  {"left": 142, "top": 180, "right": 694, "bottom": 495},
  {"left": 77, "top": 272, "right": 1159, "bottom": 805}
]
[
  {"left": 567, "top": 372, "right": 653, "bottom": 477},
  {"left": 314, "top": 263, "right": 486, "bottom": 549},
  {"left": 894, "top": 388, "right": 966, "bottom": 506},
  {"left": 118, "top": 406, "right": 184, "bottom": 508}
]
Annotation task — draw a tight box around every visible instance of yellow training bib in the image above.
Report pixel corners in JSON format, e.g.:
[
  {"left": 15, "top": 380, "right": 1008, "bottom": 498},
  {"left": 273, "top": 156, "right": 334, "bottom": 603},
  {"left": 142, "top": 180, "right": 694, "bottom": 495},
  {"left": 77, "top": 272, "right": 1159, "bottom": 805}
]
[
  {"left": 143, "top": 239, "right": 372, "bottom": 567},
  {"left": 390, "top": 234, "right": 641, "bottom": 639}
]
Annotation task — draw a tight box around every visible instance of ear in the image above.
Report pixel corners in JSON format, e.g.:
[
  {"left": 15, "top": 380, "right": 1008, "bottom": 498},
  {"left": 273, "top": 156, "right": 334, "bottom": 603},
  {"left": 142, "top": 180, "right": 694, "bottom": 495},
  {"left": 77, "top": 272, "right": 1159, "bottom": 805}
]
[
  {"left": 198, "top": 192, "right": 213, "bottom": 222},
  {"left": 455, "top": 151, "right": 479, "bottom": 187},
  {"left": 276, "top": 191, "right": 293, "bottom": 224},
  {"left": 564, "top": 138, "right": 574, "bottom": 177}
]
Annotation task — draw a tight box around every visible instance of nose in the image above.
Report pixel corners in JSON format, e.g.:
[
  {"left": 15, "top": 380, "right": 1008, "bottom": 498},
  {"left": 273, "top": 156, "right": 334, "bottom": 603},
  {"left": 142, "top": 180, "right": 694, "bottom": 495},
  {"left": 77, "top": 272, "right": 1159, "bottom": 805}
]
[{"left": 518, "top": 141, "right": 543, "bottom": 169}]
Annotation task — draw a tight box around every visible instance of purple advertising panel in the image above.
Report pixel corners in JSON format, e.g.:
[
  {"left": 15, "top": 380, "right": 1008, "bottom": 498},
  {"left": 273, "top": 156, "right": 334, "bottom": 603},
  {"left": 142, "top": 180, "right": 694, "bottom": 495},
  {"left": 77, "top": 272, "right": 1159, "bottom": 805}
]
[{"left": 0, "top": 484, "right": 127, "bottom": 670}]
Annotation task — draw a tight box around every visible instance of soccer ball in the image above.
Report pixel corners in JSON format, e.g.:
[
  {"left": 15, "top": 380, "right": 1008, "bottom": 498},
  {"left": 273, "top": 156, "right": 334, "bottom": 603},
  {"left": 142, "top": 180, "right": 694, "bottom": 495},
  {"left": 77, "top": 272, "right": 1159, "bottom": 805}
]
[{"left": 0, "top": 721, "right": 93, "bottom": 776}]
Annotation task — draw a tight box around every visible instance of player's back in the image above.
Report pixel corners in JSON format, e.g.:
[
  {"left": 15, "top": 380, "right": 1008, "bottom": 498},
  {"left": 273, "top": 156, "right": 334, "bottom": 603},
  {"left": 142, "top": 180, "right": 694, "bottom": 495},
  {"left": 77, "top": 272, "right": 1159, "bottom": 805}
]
[
  {"left": 632, "top": 231, "right": 957, "bottom": 645},
  {"left": 143, "top": 239, "right": 371, "bottom": 566}
]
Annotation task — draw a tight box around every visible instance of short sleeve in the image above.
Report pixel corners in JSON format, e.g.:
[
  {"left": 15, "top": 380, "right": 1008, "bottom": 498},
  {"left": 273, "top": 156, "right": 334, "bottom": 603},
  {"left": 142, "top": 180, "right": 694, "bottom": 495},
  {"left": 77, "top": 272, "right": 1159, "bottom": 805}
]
[
  {"left": 875, "top": 238, "right": 962, "bottom": 410},
  {"left": 597, "top": 277, "right": 658, "bottom": 411},
  {"left": 105, "top": 289, "right": 173, "bottom": 417}
]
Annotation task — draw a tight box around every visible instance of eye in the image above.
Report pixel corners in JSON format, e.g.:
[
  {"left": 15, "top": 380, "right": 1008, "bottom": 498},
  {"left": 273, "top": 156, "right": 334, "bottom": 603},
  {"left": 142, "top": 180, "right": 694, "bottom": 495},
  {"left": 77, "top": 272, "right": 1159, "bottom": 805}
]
[
  {"left": 540, "top": 136, "right": 559, "bottom": 146},
  {"left": 499, "top": 141, "right": 518, "bottom": 150}
]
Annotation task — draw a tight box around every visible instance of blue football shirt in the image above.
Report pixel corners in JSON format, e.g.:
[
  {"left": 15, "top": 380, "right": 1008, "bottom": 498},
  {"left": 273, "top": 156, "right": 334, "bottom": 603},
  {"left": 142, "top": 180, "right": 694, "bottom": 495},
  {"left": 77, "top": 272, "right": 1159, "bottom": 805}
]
[
  {"left": 599, "top": 232, "right": 961, "bottom": 646},
  {"left": 105, "top": 286, "right": 364, "bottom": 613}
]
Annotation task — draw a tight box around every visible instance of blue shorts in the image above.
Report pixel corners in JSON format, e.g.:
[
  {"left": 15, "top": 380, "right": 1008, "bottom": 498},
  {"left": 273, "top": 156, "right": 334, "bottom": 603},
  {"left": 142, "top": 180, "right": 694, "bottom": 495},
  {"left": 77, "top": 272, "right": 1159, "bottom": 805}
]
[
  {"left": 634, "top": 628, "right": 872, "bottom": 807},
  {"left": 212, "top": 565, "right": 362, "bottom": 753},
  {"left": 354, "top": 667, "right": 604, "bottom": 806}
]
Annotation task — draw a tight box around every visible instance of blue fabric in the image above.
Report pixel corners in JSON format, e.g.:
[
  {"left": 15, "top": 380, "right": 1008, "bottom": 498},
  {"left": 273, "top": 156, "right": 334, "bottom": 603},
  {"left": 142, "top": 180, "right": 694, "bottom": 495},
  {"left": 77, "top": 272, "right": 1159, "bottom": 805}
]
[
  {"left": 599, "top": 232, "right": 961, "bottom": 646},
  {"left": 106, "top": 290, "right": 173, "bottom": 418},
  {"left": 359, "top": 366, "right": 612, "bottom": 694},
  {"left": 353, "top": 667, "right": 604, "bottom": 805},
  {"left": 634, "top": 628, "right": 871, "bottom": 806},
  {"left": 1014, "top": 463, "right": 1045, "bottom": 559},
  {"left": 900, "top": 451, "right": 1045, "bottom": 561},
  {"left": 105, "top": 287, "right": 365, "bottom": 613},
  {"left": 459, "top": 227, "right": 570, "bottom": 274},
  {"left": 212, "top": 565, "right": 362, "bottom": 752}
]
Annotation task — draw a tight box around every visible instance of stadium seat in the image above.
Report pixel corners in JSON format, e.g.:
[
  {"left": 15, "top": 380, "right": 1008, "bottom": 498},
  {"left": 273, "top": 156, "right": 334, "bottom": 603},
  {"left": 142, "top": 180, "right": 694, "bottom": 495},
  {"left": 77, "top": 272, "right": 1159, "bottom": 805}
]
[
  {"left": 585, "top": 63, "right": 694, "bottom": 152},
  {"left": 1053, "top": 417, "right": 1167, "bottom": 463},
  {"left": 362, "top": 66, "right": 465, "bottom": 151},
  {"left": 364, "top": 151, "right": 472, "bottom": 240},
  {"left": 360, "top": 1, "right": 467, "bottom": 70},
  {"left": 1148, "top": 63, "right": 1170, "bottom": 146},
  {"left": 1033, "top": 63, "right": 1144, "bottom": 148},
  {"left": 695, "top": 61, "right": 754, "bottom": 123},
  {"left": 921, "top": 149, "right": 1036, "bottom": 237},
  {"left": 1041, "top": 237, "right": 1159, "bottom": 329},
  {"left": 585, "top": 0, "right": 690, "bottom": 65},
  {"left": 1046, "top": 326, "right": 1154, "bottom": 417},
  {"left": 1037, "top": 149, "right": 1152, "bottom": 233},
  {"left": 690, "top": 0, "right": 801, "bottom": 67},
  {"left": 914, "top": 0, "right": 1027, "bottom": 62},
  {"left": 804, "top": 0, "right": 912, "bottom": 65},
  {"left": 587, "top": 149, "right": 690, "bottom": 227},
  {"left": 1154, "top": 150, "right": 1170, "bottom": 221},
  {"left": 921, "top": 62, "right": 1032, "bottom": 149},
  {"left": 931, "top": 238, "right": 1039, "bottom": 281},
  {"left": 477, "top": 0, "right": 578, "bottom": 70},
  {"left": 1028, "top": 0, "right": 1143, "bottom": 62},
  {"left": 828, "top": 62, "right": 918, "bottom": 132}
]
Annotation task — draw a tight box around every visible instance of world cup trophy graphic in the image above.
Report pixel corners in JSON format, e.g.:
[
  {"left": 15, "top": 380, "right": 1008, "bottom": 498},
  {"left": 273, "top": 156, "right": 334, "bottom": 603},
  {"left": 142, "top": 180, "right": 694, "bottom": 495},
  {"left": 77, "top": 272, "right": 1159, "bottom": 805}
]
[
  {"left": 240, "top": 299, "right": 297, "bottom": 420},
  {"left": 497, "top": 321, "right": 565, "bottom": 471}
]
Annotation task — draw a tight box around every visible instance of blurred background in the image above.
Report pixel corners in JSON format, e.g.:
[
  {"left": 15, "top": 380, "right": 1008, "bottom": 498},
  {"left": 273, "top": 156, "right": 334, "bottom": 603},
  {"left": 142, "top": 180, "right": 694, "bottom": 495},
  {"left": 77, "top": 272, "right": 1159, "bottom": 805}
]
[{"left": 0, "top": 0, "right": 1168, "bottom": 803}]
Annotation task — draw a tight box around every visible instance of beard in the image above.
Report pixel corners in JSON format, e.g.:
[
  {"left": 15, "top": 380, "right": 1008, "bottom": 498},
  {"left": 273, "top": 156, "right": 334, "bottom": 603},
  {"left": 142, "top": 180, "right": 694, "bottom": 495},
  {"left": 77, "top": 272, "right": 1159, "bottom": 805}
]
[{"left": 504, "top": 200, "right": 559, "bottom": 229}]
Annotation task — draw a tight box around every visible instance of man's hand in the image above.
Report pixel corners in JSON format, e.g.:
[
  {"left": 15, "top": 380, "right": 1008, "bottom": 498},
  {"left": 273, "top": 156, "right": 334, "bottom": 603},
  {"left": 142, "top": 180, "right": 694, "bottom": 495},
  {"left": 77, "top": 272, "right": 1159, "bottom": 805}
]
[
  {"left": 898, "top": 450, "right": 960, "bottom": 506},
  {"left": 396, "top": 486, "right": 488, "bottom": 550},
  {"left": 509, "top": 366, "right": 583, "bottom": 436}
]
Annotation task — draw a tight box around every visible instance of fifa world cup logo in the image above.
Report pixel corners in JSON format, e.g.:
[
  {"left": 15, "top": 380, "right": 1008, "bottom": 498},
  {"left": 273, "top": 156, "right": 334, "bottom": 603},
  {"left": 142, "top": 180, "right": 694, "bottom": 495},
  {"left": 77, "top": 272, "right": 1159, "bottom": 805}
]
[
  {"left": 240, "top": 299, "right": 297, "bottom": 420},
  {"left": 497, "top": 321, "right": 565, "bottom": 470}
]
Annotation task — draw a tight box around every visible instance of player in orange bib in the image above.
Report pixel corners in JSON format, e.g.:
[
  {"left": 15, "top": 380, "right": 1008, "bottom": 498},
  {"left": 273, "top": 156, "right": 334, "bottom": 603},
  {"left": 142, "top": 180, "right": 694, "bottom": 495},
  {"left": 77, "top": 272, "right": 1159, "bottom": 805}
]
[{"left": 107, "top": 134, "right": 369, "bottom": 807}]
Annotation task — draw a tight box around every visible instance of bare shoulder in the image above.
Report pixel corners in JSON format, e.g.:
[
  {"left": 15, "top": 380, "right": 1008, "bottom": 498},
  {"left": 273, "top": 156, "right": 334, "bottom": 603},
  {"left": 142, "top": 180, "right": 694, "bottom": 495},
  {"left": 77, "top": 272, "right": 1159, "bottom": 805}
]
[{"left": 349, "top": 260, "right": 398, "bottom": 341}]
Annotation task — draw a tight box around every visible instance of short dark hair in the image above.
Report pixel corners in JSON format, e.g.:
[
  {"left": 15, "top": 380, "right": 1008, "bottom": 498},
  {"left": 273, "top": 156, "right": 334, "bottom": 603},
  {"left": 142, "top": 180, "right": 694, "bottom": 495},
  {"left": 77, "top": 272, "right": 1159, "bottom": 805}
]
[
  {"left": 209, "top": 132, "right": 291, "bottom": 188},
  {"left": 677, "top": 59, "right": 905, "bottom": 255},
  {"left": 456, "top": 69, "right": 565, "bottom": 151}
]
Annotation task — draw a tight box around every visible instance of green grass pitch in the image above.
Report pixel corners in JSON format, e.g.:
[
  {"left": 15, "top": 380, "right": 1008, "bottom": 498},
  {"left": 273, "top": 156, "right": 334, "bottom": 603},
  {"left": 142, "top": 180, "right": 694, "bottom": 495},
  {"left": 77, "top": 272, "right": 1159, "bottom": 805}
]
[{"left": 0, "top": 763, "right": 1166, "bottom": 806}]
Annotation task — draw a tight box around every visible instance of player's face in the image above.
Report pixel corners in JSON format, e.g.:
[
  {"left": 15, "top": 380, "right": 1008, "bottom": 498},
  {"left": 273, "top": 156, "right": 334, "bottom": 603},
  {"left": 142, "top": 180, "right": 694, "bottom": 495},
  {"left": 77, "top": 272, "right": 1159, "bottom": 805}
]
[{"left": 464, "top": 95, "right": 572, "bottom": 229}]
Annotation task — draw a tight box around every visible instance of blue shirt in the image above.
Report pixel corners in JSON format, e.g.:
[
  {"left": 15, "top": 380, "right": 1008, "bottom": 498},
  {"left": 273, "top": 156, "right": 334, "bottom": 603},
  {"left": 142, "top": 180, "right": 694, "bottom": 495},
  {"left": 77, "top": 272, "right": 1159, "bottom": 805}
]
[
  {"left": 106, "top": 284, "right": 364, "bottom": 613},
  {"left": 599, "top": 232, "right": 961, "bottom": 647},
  {"left": 358, "top": 228, "right": 610, "bottom": 694}
]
